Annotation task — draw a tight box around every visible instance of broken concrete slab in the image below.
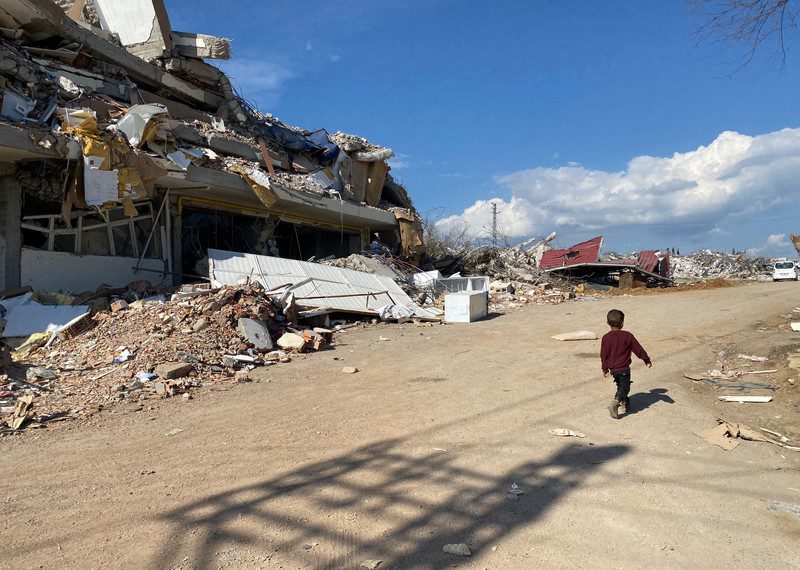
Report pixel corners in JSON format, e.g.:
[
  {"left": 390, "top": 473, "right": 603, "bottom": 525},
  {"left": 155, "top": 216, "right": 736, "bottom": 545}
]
[
  {"left": 277, "top": 332, "right": 306, "bottom": 351},
  {"left": 237, "top": 318, "right": 273, "bottom": 351},
  {"left": 153, "top": 362, "right": 193, "bottom": 379},
  {"left": 207, "top": 134, "right": 260, "bottom": 162},
  {"left": 163, "top": 56, "right": 222, "bottom": 85},
  {"left": 171, "top": 31, "right": 231, "bottom": 60},
  {"left": 33, "top": 8, "right": 224, "bottom": 109}
]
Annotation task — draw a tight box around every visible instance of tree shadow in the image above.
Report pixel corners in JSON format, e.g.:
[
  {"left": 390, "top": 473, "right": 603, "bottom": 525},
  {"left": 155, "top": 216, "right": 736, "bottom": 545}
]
[
  {"left": 626, "top": 388, "right": 675, "bottom": 416},
  {"left": 152, "top": 438, "right": 629, "bottom": 568}
]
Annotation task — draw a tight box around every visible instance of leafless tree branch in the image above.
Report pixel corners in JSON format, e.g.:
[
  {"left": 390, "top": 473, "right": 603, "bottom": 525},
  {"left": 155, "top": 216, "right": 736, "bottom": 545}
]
[{"left": 692, "top": 0, "right": 799, "bottom": 71}]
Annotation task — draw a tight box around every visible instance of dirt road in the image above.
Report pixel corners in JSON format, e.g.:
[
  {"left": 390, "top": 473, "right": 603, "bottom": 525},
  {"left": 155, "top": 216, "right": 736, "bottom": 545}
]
[{"left": 2, "top": 282, "right": 799, "bottom": 569}]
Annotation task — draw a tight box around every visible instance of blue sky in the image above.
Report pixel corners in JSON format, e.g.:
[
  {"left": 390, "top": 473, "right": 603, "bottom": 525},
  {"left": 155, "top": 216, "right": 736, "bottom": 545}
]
[{"left": 167, "top": 0, "right": 800, "bottom": 256}]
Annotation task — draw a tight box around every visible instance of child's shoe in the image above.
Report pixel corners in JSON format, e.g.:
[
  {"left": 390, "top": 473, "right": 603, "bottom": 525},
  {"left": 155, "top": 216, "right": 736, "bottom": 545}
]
[
  {"left": 608, "top": 399, "right": 620, "bottom": 419},
  {"left": 620, "top": 398, "right": 630, "bottom": 414}
]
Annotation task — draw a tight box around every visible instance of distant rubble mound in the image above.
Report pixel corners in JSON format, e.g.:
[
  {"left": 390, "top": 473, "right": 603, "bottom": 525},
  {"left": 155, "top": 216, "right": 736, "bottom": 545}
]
[{"left": 671, "top": 250, "right": 774, "bottom": 280}]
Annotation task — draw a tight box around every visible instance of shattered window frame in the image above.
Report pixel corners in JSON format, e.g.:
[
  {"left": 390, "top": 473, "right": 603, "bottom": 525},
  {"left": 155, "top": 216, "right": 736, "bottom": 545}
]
[{"left": 21, "top": 202, "right": 161, "bottom": 259}]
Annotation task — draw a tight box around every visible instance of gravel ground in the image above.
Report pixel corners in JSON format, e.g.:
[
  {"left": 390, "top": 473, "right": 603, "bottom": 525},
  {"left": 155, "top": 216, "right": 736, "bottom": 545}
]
[{"left": 1, "top": 282, "right": 799, "bottom": 569}]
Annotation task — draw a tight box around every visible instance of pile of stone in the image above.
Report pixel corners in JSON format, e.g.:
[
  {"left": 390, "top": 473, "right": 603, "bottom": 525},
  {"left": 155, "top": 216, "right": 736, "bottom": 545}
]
[
  {"left": 487, "top": 282, "right": 593, "bottom": 314},
  {"left": 1, "top": 282, "right": 332, "bottom": 432},
  {"left": 671, "top": 250, "right": 773, "bottom": 280},
  {"left": 424, "top": 244, "right": 560, "bottom": 288},
  {"left": 459, "top": 247, "right": 547, "bottom": 284}
]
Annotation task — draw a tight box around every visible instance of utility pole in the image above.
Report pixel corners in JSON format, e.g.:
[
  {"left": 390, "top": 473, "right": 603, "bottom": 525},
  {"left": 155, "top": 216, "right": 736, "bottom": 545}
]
[{"left": 491, "top": 202, "right": 498, "bottom": 247}]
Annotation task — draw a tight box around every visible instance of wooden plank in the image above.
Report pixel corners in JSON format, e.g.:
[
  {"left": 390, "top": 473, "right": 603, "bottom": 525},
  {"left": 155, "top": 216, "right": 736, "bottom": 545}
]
[
  {"left": 365, "top": 160, "right": 388, "bottom": 207},
  {"left": 257, "top": 139, "right": 277, "bottom": 178},
  {"left": 67, "top": 0, "right": 86, "bottom": 20},
  {"left": 350, "top": 160, "right": 369, "bottom": 203}
]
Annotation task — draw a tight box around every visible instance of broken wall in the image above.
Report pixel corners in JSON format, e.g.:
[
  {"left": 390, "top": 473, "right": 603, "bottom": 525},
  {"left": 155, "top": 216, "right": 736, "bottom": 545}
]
[
  {"left": 21, "top": 248, "right": 165, "bottom": 291},
  {"left": 54, "top": 0, "right": 100, "bottom": 26},
  {"left": 92, "top": 0, "right": 173, "bottom": 61}
]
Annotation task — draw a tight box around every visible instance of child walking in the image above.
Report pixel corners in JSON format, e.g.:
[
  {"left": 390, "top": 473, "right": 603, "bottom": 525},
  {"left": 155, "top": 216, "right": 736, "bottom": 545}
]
[{"left": 600, "top": 309, "right": 651, "bottom": 419}]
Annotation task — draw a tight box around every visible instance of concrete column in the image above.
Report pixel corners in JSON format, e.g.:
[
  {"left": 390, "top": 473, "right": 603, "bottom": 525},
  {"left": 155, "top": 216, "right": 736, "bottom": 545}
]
[
  {"left": 0, "top": 174, "right": 22, "bottom": 290},
  {"left": 169, "top": 196, "right": 182, "bottom": 286}
]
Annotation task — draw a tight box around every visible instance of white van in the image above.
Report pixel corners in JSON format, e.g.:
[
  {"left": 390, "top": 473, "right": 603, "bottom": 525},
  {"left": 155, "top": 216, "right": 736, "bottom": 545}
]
[{"left": 772, "top": 261, "right": 798, "bottom": 281}]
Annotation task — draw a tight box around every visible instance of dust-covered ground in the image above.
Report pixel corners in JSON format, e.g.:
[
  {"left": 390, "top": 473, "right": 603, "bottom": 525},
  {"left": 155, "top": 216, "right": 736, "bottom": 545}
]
[{"left": 1, "top": 282, "right": 799, "bottom": 569}]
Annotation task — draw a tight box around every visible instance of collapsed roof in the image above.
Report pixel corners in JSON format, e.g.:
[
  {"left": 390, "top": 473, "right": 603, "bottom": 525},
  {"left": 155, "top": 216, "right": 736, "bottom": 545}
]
[{"left": 540, "top": 236, "right": 672, "bottom": 286}]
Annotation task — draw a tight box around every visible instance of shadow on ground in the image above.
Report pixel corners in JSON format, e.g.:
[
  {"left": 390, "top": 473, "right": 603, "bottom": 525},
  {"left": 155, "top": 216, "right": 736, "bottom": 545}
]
[
  {"left": 153, "top": 439, "right": 629, "bottom": 568},
  {"left": 627, "top": 388, "right": 675, "bottom": 416}
]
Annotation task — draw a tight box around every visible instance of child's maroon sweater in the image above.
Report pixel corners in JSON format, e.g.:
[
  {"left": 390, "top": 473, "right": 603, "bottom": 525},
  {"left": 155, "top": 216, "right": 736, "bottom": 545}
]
[{"left": 600, "top": 329, "right": 650, "bottom": 373}]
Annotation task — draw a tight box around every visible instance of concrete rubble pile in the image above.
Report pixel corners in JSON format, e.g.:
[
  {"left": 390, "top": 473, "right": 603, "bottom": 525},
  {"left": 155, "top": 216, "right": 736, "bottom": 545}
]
[
  {"left": 671, "top": 250, "right": 773, "bottom": 280},
  {"left": 0, "top": 0, "right": 425, "bottom": 298},
  {"left": 423, "top": 233, "right": 560, "bottom": 285},
  {"left": 316, "top": 242, "right": 590, "bottom": 316},
  {"left": 0, "top": 281, "right": 333, "bottom": 432},
  {"left": 487, "top": 282, "right": 589, "bottom": 314},
  {"left": 457, "top": 246, "right": 550, "bottom": 285}
]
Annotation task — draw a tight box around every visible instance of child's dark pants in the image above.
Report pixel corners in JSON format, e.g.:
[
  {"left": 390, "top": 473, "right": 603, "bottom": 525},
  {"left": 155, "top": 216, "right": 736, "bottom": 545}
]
[{"left": 611, "top": 370, "right": 631, "bottom": 402}]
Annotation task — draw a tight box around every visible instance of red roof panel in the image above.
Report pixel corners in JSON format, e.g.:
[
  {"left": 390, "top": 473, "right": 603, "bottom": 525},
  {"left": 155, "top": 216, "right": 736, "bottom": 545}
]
[
  {"left": 637, "top": 250, "right": 659, "bottom": 273},
  {"left": 539, "top": 236, "right": 603, "bottom": 269}
]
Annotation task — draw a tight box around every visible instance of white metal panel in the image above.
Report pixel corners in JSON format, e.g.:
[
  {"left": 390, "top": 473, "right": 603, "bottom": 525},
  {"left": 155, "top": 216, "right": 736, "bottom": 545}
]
[
  {"left": 2, "top": 303, "right": 89, "bottom": 337},
  {"left": 208, "top": 249, "right": 439, "bottom": 318},
  {"left": 93, "top": 0, "right": 157, "bottom": 46},
  {"left": 444, "top": 292, "right": 488, "bottom": 323}
]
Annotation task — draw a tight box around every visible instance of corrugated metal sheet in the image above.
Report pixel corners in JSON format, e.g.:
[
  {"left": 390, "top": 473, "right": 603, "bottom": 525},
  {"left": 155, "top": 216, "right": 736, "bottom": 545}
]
[
  {"left": 658, "top": 251, "right": 671, "bottom": 278},
  {"left": 637, "top": 250, "right": 659, "bottom": 273},
  {"left": 208, "top": 249, "right": 439, "bottom": 318},
  {"left": 539, "top": 237, "right": 603, "bottom": 269}
]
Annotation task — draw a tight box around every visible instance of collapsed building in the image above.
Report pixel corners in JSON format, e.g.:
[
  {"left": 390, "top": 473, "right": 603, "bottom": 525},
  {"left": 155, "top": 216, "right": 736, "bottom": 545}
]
[
  {"left": 0, "top": 0, "right": 423, "bottom": 293},
  {"left": 539, "top": 237, "right": 673, "bottom": 288}
]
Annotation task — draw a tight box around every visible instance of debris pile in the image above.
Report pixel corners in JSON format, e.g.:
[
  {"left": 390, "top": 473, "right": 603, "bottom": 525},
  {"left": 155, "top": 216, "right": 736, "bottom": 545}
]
[
  {"left": 1, "top": 282, "right": 333, "bottom": 432},
  {"left": 426, "top": 244, "right": 554, "bottom": 287},
  {"left": 0, "top": 0, "right": 425, "bottom": 295},
  {"left": 671, "top": 250, "right": 773, "bottom": 280}
]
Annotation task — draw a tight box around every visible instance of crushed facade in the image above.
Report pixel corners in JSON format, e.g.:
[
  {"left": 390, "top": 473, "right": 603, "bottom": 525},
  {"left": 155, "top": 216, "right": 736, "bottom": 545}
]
[{"left": 0, "top": 0, "right": 422, "bottom": 293}]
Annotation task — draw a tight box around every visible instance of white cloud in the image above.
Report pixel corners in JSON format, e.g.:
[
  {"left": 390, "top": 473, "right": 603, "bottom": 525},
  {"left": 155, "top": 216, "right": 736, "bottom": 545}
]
[
  {"left": 388, "top": 153, "right": 411, "bottom": 170},
  {"left": 328, "top": 53, "right": 341, "bottom": 63},
  {"left": 217, "top": 58, "right": 294, "bottom": 103},
  {"left": 437, "top": 129, "right": 800, "bottom": 241},
  {"left": 766, "top": 233, "right": 787, "bottom": 246},
  {"left": 306, "top": 40, "right": 314, "bottom": 51},
  {"left": 748, "top": 233, "right": 792, "bottom": 256},
  {"left": 437, "top": 197, "right": 535, "bottom": 240}
]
